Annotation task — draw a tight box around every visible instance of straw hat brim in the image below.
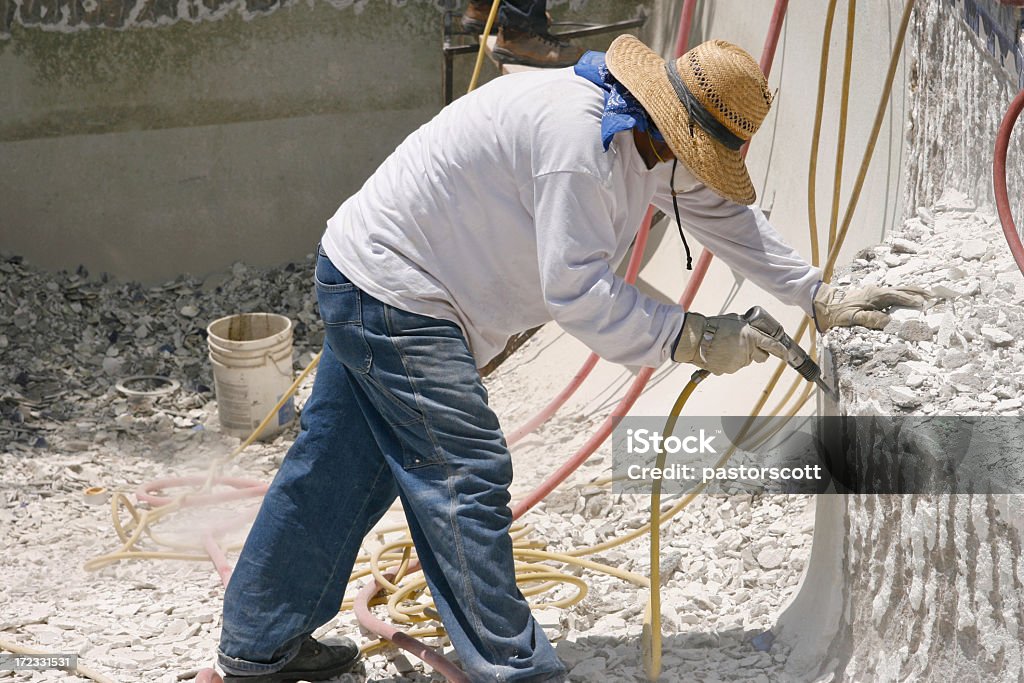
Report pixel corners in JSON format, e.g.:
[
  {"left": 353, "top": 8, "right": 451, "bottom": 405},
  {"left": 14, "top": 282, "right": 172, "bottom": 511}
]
[{"left": 606, "top": 35, "right": 756, "bottom": 205}]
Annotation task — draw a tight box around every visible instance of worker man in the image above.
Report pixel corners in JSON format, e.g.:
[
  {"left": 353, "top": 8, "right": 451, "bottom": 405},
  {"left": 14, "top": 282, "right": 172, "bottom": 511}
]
[
  {"left": 215, "top": 35, "right": 927, "bottom": 682},
  {"left": 462, "top": 0, "right": 584, "bottom": 68}
]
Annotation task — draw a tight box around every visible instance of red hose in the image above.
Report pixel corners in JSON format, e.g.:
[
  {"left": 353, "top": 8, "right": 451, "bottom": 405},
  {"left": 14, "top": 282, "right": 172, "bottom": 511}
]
[
  {"left": 994, "top": 88, "right": 1024, "bottom": 276},
  {"left": 513, "top": 0, "right": 789, "bottom": 516},
  {"left": 674, "top": 0, "right": 699, "bottom": 57},
  {"left": 507, "top": 206, "right": 654, "bottom": 446},
  {"left": 353, "top": 573, "right": 472, "bottom": 683},
  {"left": 505, "top": 0, "right": 701, "bottom": 446},
  {"left": 511, "top": 249, "right": 713, "bottom": 518},
  {"left": 758, "top": 0, "right": 789, "bottom": 76},
  {"left": 135, "top": 476, "right": 266, "bottom": 507},
  {"left": 361, "top": 3, "right": 792, "bottom": 678}
]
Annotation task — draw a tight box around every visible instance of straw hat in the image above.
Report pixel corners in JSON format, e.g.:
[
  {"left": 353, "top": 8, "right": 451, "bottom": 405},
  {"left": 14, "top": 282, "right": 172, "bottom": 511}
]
[{"left": 606, "top": 35, "right": 773, "bottom": 205}]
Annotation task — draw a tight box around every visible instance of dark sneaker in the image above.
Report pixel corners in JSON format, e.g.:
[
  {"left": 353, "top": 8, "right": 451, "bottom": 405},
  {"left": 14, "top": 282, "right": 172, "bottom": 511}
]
[
  {"left": 492, "top": 27, "right": 585, "bottom": 68},
  {"left": 222, "top": 637, "right": 361, "bottom": 682},
  {"left": 461, "top": 1, "right": 497, "bottom": 34}
]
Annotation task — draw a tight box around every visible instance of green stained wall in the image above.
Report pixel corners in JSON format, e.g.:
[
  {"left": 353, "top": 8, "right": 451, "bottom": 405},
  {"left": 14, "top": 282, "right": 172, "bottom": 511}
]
[{"left": 1, "top": 0, "right": 656, "bottom": 280}]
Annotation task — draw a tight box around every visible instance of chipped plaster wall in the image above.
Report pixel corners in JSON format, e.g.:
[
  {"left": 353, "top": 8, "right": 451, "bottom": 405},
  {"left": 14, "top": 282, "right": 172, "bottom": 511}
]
[
  {"left": 905, "top": 0, "right": 1024, "bottom": 220},
  {"left": 775, "top": 193, "right": 1024, "bottom": 681},
  {"left": 771, "top": 4, "right": 1024, "bottom": 679}
]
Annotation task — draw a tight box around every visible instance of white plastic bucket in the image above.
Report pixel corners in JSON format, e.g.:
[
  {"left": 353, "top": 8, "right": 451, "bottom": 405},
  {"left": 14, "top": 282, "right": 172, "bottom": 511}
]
[{"left": 206, "top": 313, "right": 296, "bottom": 439}]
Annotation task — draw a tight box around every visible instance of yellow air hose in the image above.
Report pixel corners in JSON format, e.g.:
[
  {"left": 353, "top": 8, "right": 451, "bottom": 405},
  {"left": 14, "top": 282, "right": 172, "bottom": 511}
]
[
  {"left": 642, "top": 370, "right": 706, "bottom": 679},
  {"left": 467, "top": 0, "right": 503, "bottom": 93},
  {"left": 640, "top": 0, "right": 914, "bottom": 676},
  {"left": 67, "top": 4, "right": 918, "bottom": 681}
]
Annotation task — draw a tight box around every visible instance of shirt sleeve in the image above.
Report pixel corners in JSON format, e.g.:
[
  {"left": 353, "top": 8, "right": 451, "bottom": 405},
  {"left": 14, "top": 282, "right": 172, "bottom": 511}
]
[
  {"left": 652, "top": 182, "right": 822, "bottom": 316},
  {"left": 533, "top": 171, "right": 685, "bottom": 367}
]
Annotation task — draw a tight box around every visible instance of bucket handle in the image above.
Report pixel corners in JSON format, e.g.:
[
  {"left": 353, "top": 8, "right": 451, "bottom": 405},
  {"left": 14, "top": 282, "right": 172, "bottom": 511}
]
[{"left": 209, "top": 349, "right": 295, "bottom": 378}]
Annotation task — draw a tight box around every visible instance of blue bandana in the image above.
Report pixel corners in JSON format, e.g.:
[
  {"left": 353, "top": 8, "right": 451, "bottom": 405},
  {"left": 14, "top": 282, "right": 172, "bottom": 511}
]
[{"left": 573, "top": 50, "right": 663, "bottom": 151}]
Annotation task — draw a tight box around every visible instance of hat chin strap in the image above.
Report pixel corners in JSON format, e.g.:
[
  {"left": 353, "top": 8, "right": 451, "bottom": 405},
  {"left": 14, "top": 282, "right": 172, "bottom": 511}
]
[
  {"left": 670, "top": 159, "right": 694, "bottom": 271},
  {"left": 664, "top": 60, "right": 745, "bottom": 151}
]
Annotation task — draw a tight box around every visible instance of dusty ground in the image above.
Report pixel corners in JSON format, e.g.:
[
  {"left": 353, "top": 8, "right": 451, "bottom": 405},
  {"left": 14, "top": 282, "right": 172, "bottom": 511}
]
[{"left": 1, "top": 251, "right": 815, "bottom": 682}]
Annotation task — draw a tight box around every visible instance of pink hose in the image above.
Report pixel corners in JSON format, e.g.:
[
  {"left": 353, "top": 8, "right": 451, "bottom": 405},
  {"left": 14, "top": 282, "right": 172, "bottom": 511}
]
[
  {"left": 994, "top": 87, "right": 1024, "bottom": 276},
  {"left": 135, "top": 476, "right": 267, "bottom": 507},
  {"left": 194, "top": 4, "right": 792, "bottom": 679},
  {"left": 511, "top": 252, "right": 713, "bottom": 518},
  {"left": 133, "top": 476, "right": 265, "bottom": 584},
  {"left": 204, "top": 533, "right": 234, "bottom": 586},
  {"left": 507, "top": 206, "right": 654, "bottom": 446},
  {"left": 504, "top": 3, "right": 703, "bottom": 447},
  {"left": 674, "top": 0, "right": 698, "bottom": 57},
  {"left": 353, "top": 573, "right": 472, "bottom": 683}
]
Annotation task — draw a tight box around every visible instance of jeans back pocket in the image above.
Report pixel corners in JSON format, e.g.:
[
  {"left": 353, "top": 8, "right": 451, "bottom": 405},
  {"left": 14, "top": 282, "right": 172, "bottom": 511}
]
[{"left": 315, "top": 253, "right": 372, "bottom": 373}]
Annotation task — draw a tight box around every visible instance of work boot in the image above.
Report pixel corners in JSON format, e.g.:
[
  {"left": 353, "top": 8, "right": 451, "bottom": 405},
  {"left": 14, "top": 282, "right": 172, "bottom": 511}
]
[
  {"left": 462, "top": 1, "right": 554, "bottom": 36},
  {"left": 493, "top": 27, "right": 585, "bottom": 68},
  {"left": 222, "top": 636, "right": 361, "bottom": 682},
  {"left": 461, "top": 0, "right": 498, "bottom": 34}
]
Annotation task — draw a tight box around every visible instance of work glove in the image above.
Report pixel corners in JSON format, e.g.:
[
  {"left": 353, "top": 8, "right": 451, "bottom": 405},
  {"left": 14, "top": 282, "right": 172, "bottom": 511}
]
[
  {"left": 811, "top": 281, "right": 932, "bottom": 332},
  {"left": 672, "top": 312, "right": 788, "bottom": 375}
]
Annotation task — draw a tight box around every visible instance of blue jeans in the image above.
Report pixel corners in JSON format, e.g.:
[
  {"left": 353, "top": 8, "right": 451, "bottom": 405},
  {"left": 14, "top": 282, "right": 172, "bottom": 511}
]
[{"left": 218, "top": 247, "right": 566, "bottom": 683}]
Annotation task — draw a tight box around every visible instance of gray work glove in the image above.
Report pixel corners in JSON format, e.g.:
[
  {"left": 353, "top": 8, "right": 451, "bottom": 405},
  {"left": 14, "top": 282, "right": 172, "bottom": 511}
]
[
  {"left": 811, "top": 281, "right": 932, "bottom": 332},
  {"left": 672, "top": 312, "right": 788, "bottom": 375}
]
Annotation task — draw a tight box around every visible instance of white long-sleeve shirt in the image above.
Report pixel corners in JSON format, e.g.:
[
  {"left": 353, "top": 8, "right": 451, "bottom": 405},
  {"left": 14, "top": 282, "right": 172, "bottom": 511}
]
[{"left": 322, "top": 66, "right": 821, "bottom": 369}]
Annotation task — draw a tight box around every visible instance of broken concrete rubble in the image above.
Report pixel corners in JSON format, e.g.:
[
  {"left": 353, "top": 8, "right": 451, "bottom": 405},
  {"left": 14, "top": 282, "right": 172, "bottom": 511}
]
[{"left": 777, "top": 191, "right": 1024, "bottom": 681}]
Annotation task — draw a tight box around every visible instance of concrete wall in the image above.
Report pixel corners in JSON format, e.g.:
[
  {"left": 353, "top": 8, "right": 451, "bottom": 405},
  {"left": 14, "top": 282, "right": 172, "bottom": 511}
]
[
  {"left": 675, "top": 0, "right": 911, "bottom": 283},
  {"left": 1, "top": 0, "right": 651, "bottom": 281},
  {"left": 774, "top": 190, "right": 1024, "bottom": 681}
]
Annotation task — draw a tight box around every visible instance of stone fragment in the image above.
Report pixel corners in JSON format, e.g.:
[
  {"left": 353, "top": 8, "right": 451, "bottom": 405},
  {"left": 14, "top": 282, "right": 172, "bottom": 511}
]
[
  {"left": 941, "top": 350, "right": 970, "bottom": 369},
  {"left": 898, "top": 320, "right": 934, "bottom": 342},
  {"left": 101, "top": 357, "right": 124, "bottom": 375},
  {"left": 916, "top": 206, "right": 934, "bottom": 226},
  {"left": 961, "top": 239, "right": 989, "bottom": 261},
  {"left": 756, "top": 547, "right": 785, "bottom": 570},
  {"left": 570, "top": 657, "right": 607, "bottom": 679},
  {"left": 890, "top": 238, "right": 919, "bottom": 254},
  {"left": 936, "top": 312, "right": 957, "bottom": 348},
  {"left": 392, "top": 653, "right": 416, "bottom": 674},
  {"left": 981, "top": 326, "right": 1014, "bottom": 347},
  {"left": 890, "top": 308, "right": 922, "bottom": 324},
  {"left": 554, "top": 641, "right": 590, "bottom": 669},
  {"left": 889, "top": 386, "right": 921, "bottom": 408},
  {"left": 846, "top": 341, "right": 874, "bottom": 361},
  {"left": 995, "top": 399, "right": 1022, "bottom": 412},
  {"left": 934, "top": 189, "right": 975, "bottom": 212}
]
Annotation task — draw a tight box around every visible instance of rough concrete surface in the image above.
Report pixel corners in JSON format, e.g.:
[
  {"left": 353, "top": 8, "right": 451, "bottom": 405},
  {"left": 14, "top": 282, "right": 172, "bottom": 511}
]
[
  {"left": 776, "top": 190, "right": 1024, "bottom": 682},
  {"left": 905, "top": 0, "right": 1024, "bottom": 222}
]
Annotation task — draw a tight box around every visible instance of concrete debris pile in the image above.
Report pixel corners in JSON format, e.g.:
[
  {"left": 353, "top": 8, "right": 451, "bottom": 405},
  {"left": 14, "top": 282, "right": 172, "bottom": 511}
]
[
  {"left": 0, "top": 253, "right": 324, "bottom": 450},
  {"left": 1, "top": 326, "right": 815, "bottom": 683},
  {"left": 531, "top": 493, "right": 812, "bottom": 682},
  {"left": 827, "top": 189, "right": 1024, "bottom": 415},
  {"left": 1, "top": 254, "right": 815, "bottom": 681}
]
